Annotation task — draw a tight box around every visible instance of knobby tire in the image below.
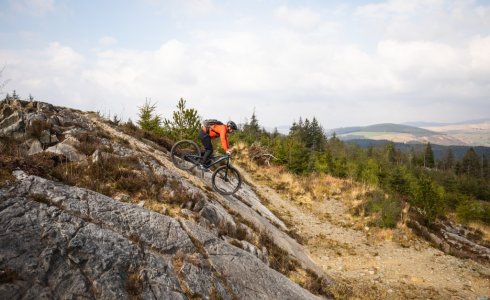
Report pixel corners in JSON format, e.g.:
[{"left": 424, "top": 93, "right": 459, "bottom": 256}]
[
  {"left": 211, "top": 165, "right": 242, "bottom": 195},
  {"left": 170, "top": 140, "right": 201, "bottom": 171}
]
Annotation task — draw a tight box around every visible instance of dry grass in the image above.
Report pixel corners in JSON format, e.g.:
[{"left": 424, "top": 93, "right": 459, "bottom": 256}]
[
  {"left": 235, "top": 144, "right": 379, "bottom": 233},
  {"left": 0, "top": 168, "right": 15, "bottom": 187},
  {"left": 72, "top": 131, "right": 100, "bottom": 155},
  {"left": 118, "top": 121, "right": 173, "bottom": 152},
  {"left": 25, "top": 119, "right": 52, "bottom": 140},
  {"left": 126, "top": 270, "right": 144, "bottom": 300},
  {"left": 0, "top": 136, "right": 67, "bottom": 181},
  {"left": 144, "top": 200, "right": 168, "bottom": 215},
  {"left": 236, "top": 144, "right": 362, "bottom": 206},
  {"left": 259, "top": 231, "right": 299, "bottom": 275},
  {"left": 467, "top": 221, "right": 490, "bottom": 242},
  {"left": 171, "top": 251, "right": 205, "bottom": 299}
]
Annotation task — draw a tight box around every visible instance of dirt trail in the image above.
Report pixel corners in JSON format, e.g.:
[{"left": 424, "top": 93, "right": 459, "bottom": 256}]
[{"left": 243, "top": 173, "right": 490, "bottom": 299}]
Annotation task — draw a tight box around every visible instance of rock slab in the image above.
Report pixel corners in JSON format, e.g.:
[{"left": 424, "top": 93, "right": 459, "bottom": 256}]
[{"left": 0, "top": 172, "right": 320, "bottom": 299}]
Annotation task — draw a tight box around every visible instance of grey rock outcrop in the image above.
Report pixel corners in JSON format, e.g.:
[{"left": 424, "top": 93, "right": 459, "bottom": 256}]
[
  {"left": 45, "top": 142, "right": 85, "bottom": 161},
  {"left": 0, "top": 111, "right": 24, "bottom": 136},
  {"left": 0, "top": 172, "right": 320, "bottom": 299},
  {"left": 27, "top": 139, "right": 43, "bottom": 155}
]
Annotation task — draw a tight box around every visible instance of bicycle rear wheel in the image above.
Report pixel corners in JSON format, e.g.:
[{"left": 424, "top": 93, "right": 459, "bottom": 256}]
[
  {"left": 170, "top": 140, "right": 201, "bottom": 170},
  {"left": 211, "top": 165, "right": 242, "bottom": 195}
]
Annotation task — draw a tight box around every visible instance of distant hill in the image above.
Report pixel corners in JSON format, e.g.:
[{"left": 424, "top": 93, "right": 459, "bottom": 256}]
[
  {"left": 327, "top": 123, "right": 466, "bottom": 146},
  {"left": 402, "top": 121, "right": 451, "bottom": 127},
  {"left": 403, "top": 118, "right": 490, "bottom": 127},
  {"left": 346, "top": 139, "right": 490, "bottom": 160},
  {"left": 421, "top": 119, "right": 490, "bottom": 146},
  {"left": 328, "top": 123, "right": 437, "bottom": 136}
]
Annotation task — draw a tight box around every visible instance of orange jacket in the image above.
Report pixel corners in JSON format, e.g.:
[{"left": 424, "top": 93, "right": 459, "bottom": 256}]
[{"left": 202, "top": 124, "right": 229, "bottom": 151}]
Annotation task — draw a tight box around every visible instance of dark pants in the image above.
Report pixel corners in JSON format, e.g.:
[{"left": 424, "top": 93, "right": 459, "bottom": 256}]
[{"left": 198, "top": 130, "right": 213, "bottom": 165}]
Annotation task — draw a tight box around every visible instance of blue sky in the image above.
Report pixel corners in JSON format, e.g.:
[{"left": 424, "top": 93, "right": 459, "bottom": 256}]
[{"left": 1, "top": 0, "right": 490, "bottom": 130}]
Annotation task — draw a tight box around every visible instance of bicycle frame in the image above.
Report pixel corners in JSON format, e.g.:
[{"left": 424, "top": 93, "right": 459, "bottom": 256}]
[
  {"left": 211, "top": 155, "right": 231, "bottom": 182},
  {"left": 184, "top": 153, "right": 231, "bottom": 170}
]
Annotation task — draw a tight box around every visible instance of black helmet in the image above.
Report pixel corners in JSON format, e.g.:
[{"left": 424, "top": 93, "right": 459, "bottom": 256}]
[{"left": 227, "top": 121, "right": 238, "bottom": 130}]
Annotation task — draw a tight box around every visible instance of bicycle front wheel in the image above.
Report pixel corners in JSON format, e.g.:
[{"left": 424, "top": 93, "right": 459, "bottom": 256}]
[
  {"left": 211, "top": 165, "right": 242, "bottom": 195},
  {"left": 170, "top": 140, "right": 201, "bottom": 170}
]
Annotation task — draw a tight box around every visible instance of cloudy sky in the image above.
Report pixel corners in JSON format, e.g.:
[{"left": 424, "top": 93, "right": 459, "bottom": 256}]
[{"left": 1, "top": 0, "right": 489, "bottom": 130}]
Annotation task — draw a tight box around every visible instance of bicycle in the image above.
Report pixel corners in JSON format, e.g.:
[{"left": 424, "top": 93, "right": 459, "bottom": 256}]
[{"left": 170, "top": 140, "right": 242, "bottom": 195}]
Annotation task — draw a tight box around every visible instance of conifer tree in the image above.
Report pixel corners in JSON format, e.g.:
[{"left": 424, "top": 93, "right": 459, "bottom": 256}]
[
  {"left": 424, "top": 142, "right": 435, "bottom": 168},
  {"left": 242, "top": 110, "right": 261, "bottom": 144},
  {"left": 410, "top": 175, "right": 444, "bottom": 222},
  {"left": 443, "top": 149, "right": 455, "bottom": 170},
  {"left": 272, "top": 136, "right": 288, "bottom": 163},
  {"left": 137, "top": 99, "right": 162, "bottom": 134},
  {"left": 461, "top": 147, "right": 480, "bottom": 177},
  {"left": 287, "top": 137, "right": 309, "bottom": 174},
  {"left": 163, "top": 98, "right": 201, "bottom": 141},
  {"left": 386, "top": 143, "right": 396, "bottom": 164},
  {"left": 309, "top": 117, "right": 326, "bottom": 151}
]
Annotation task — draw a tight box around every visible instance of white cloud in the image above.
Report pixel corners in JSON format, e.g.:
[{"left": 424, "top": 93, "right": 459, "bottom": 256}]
[
  {"left": 142, "top": 0, "right": 218, "bottom": 17},
  {"left": 183, "top": 0, "right": 217, "bottom": 16},
  {"left": 2, "top": 1, "right": 490, "bottom": 127},
  {"left": 98, "top": 36, "right": 118, "bottom": 47},
  {"left": 356, "top": 0, "right": 443, "bottom": 18},
  {"left": 468, "top": 35, "right": 490, "bottom": 81},
  {"left": 274, "top": 6, "right": 322, "bottom": 30},
  {"left": 9, "top": 0, "right": 55, "bottom": 16}
]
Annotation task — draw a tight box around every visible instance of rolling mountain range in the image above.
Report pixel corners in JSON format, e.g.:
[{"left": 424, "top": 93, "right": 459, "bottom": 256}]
[{"left": 327, "top": 119, "right": 490, "bottom": 147}]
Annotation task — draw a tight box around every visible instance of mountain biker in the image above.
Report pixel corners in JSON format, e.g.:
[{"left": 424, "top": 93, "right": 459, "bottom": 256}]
[{"left": 198, "top": 120, "right": 238, "bottom": 169}]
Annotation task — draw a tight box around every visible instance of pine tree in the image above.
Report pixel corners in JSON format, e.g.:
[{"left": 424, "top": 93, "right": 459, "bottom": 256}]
[
  {"left": 248, "top": 110, "right": 260, "bottom": 133},
  {"left": 163, "top": 98, "right": 201, "bottom": 141},
  {"left": 137, "top": 99, "right": 162, "bottom": 133},
  {"left": 12, "top": 90, "right": 19, "bottom": 100},
  {"left": 461, "top": 147, "right": 480, "bottom": 177},
  {"left": 309, "top": 117, "right": 326, "bottom": 151},
  {"left": 242, "top": 110, "right": 261, "bottom": 144},
  {"left": 289, "top": 116, "right": 325, "bottom": 151},
  {"left": 272, "top": 136, "right": 288, "bottom": 163},
  {"left": 424, "top": 142, "right": 435, "bottom": 168},
  {"left": 287, "top": 137, "right": 309, "bottom": 174},
  {"left": 386, "top": 143, "right": 396, "bottom": 164},
  {"left": 410, "top": 175, "right": 444, "bottom": 222},
  {"left": 443, "top": 149, "right": 454, "bottom": 170}
]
